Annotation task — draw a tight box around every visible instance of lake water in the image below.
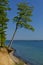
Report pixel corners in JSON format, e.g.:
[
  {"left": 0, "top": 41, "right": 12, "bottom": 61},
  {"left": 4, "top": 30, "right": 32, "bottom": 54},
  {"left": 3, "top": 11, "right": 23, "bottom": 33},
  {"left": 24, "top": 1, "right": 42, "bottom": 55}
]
[{"left": 6, "top": 40, "right": 43, "bottom": 65}]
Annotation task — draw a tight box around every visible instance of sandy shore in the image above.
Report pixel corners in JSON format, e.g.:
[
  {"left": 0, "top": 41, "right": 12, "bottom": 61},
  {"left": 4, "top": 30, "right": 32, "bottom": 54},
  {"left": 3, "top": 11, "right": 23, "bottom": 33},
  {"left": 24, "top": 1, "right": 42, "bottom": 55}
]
[
  {"left": 0, "top": 47, "right": 30, "bottom": 65},
  {"left": 0, "top": 47, "right": 15, "bottom": 65},
  {"left": 9, "top": 50, "right": 31, "bottom": 65}
]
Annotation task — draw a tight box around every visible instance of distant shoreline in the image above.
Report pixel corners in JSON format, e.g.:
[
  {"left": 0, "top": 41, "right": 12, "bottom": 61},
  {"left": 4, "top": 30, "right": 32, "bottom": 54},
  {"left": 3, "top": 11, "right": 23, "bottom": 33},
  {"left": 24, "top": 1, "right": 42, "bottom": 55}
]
[{"left": 6, "top": 40, "right": 43, "bottom": 41}]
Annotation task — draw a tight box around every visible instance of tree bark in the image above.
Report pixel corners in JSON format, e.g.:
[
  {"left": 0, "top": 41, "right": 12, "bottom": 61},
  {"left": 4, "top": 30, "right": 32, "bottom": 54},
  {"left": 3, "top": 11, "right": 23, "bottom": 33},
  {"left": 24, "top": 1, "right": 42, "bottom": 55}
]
[{"left": 8, "top": 27, "right": 17, "bottom": 48}]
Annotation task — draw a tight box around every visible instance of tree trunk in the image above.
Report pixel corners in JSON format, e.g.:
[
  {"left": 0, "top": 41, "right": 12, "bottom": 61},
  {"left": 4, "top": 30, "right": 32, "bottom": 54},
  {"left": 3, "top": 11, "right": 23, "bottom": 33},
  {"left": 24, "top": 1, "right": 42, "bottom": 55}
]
[{"left": 8, "top": 27, "right": 17, "bottom": 48}]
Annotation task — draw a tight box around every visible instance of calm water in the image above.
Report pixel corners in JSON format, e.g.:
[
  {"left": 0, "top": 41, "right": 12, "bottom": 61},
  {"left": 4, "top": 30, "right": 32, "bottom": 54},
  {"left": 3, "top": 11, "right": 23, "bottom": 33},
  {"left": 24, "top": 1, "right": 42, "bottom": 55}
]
[{"left": 6, "top": 40, "right": 43, "bottom": 65}]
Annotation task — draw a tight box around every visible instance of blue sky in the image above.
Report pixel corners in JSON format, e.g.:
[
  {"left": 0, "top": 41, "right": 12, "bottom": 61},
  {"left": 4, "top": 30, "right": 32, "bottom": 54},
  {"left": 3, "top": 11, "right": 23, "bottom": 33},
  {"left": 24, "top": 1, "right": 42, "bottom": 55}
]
[{"left": 6, "top": 0, "right": 43, "bottom": 40}]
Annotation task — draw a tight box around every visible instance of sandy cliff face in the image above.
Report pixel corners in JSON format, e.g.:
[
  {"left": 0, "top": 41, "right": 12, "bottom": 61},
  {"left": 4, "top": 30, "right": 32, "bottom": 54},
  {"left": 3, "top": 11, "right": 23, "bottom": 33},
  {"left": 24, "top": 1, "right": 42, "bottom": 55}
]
[
  {"left": 0, "top": 48, "right": 15, "bottom": 65},
  {"left": 0, "top": 47, "right": 30, "bottom": 65}
]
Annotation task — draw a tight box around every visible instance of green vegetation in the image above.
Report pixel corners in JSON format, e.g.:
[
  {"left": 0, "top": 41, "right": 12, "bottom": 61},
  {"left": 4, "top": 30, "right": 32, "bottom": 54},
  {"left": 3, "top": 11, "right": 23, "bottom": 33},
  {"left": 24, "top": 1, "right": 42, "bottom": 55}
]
[
  {"left": 15, "top": 61, "right": 24, "bottom": 65},
  {"left": 0, "top": 1, "right": 34, "bottom": 65},
  {"left": 15, "top": 63, "right": 24, "bottom": 65},
  {"left": 0, "top": 0, "right": 10, "bottom": 47},
  {"left": 8, "top": 3, "right": 34, "bottom": 48},
  {"left": 0, "top": 0, "right": 34, "bottom": 48}
]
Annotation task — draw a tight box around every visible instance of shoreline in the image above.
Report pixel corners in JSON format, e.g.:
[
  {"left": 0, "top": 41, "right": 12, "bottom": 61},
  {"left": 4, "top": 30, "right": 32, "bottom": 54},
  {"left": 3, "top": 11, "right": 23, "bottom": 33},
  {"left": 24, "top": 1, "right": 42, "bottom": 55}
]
[
  {"left": 9, "top": 49, "right": 31, "bottom": 65},
  {"left": 0, "top": 47, "right": 33, "bottom": 65}
]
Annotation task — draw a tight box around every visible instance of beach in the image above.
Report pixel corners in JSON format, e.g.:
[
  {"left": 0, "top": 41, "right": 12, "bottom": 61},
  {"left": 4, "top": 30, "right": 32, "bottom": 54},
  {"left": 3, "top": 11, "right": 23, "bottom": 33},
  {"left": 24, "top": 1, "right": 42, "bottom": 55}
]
[
  {"left": 10, "top": 50, "right": 30, "bottom": 65},
  {"left": 0, "top": 47, "right": 30, "bottom": 65}
]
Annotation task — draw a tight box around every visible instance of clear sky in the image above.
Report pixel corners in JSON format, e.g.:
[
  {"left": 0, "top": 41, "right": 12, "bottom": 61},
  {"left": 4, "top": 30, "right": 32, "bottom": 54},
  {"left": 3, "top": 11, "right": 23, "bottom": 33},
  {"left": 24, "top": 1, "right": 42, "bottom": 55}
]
[{"left": 6, "top": 0, "right": 43, "bottom": 40}]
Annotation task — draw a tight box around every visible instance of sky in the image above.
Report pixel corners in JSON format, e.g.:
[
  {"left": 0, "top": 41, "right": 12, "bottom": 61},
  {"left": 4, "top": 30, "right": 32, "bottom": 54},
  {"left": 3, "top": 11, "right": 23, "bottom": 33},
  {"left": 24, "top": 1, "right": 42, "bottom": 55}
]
[{"left": 6, "top": 0, "right": 43, "bottom": 40}]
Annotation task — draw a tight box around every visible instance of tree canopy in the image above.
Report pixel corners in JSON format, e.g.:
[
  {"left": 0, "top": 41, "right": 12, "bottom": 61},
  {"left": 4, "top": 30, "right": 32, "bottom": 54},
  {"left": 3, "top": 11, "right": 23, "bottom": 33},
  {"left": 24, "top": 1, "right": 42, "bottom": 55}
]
[
  {"left": 13, "top": 3, "right": 34, "bottom": 31},
  {"left": 0, "top": 0, "right": 34, "bottom": 48},
  {"left": 8, "top": 2, "right": 34, "bottom": 48},
  {"left": 0, "top": 0, "right": 10, "bottom": 46}
]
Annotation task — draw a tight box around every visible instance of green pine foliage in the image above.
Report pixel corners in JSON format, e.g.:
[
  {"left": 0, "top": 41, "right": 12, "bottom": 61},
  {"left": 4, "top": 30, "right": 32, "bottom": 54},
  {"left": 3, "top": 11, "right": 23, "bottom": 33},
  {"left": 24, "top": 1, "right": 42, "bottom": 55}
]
[
  {"left": 0, "top": 0, "right": 10, "bottom": 46},
  {"left": 0, "top": 1, "right": 34, "bottom": 47},
  {"left": 13, "top": 3, "right": 34, "bottom": 31},
  {"left": 8, "top": 2, "right": 34, "bottom": 48}
]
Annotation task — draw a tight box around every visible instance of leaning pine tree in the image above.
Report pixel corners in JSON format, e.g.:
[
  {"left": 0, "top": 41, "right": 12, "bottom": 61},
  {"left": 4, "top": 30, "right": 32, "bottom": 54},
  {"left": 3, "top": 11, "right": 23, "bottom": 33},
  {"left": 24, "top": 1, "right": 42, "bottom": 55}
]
[
  {"left": 8, "top": 3, "right": 34, "bottom": 48},
  {"left": 0, "top": 0, "right": 10, "bottom": 47}
]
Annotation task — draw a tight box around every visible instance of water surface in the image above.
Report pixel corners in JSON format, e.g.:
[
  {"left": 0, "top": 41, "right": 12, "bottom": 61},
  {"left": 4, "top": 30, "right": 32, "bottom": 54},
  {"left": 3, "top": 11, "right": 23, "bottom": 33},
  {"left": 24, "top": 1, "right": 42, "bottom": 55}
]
[{"left": 6, "top": 40, "right": 43, "bottom": 65}]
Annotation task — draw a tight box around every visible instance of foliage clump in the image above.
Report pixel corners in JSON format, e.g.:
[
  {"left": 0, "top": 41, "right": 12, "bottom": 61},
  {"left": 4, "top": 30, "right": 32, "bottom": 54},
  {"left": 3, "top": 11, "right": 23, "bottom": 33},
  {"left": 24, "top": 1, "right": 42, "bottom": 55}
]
[
  {"left": 8, "top": 2, "right": 34, "bottom": 47},
  {"left": 0, "top": 1, "right": 34, "bottom": 47},
  {"left": 0, "top": 0, "right": 10, "bottom": 46}
]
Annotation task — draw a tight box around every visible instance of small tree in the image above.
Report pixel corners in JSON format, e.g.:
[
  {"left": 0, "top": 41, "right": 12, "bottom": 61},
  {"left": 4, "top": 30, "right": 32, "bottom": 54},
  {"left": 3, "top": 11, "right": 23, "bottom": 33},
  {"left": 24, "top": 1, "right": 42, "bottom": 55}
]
[
  {"left": 0, "top": 0, "right": 10, "bottom": 47},
  {"left": 8, "top": 3, "right": 34, "bottom": 48}
]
